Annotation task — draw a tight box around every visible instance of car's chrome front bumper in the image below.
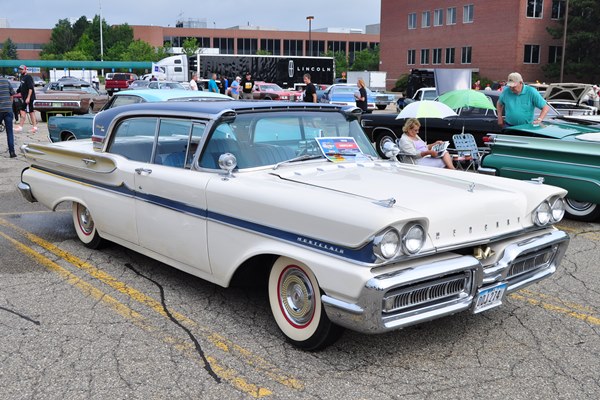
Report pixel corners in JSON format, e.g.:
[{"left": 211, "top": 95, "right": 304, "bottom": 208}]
[{"left": 322, "top": 228, "right": 569, "bottom": 334}]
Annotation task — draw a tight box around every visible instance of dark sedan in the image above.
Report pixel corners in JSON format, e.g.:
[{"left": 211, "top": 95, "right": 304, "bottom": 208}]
[{"left": 361, "top": 92, "right": 565, "bottom": 157}]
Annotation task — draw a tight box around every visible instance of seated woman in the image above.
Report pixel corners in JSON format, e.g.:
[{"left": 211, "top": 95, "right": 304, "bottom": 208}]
[{"left": 398, "top": 118, "right": 455, "bottom": 169}]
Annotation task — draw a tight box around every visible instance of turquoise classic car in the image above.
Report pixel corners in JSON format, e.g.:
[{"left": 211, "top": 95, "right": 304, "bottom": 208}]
[
  {"left": 481, "top": 121, "right": 600, "bottom": 221},
  {"left": 46, "top": 89, "right": 230, "bottom": 142}
]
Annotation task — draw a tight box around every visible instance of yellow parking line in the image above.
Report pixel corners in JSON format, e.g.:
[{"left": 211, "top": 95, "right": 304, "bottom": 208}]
[
  {"left": 509, "top": 291, "right": 600, "bottom": 326},
  {"left": 0, "top": 228, "right": 272, "bottom": 398},
  {"left": 0, "top": 217, "right": 302, "bottom": 391}
]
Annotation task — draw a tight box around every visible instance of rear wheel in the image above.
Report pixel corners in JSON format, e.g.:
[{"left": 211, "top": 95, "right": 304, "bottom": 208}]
[
  {"left": 564, "top": 199, "right": 600, "bottom": 222},
  {"left": 268, "top": 257, "right": 343, "bottom": 351},
  {"left": 376, "top": 104, "right": 387, "bottom": 110},
  {"left": 72, "top": 202, "right": 103, "bottom": 249},
  {"left": 40, "top": 112, "right": 47, "bottom": 122},
  {"left": 62, "top": 132, "right": 76, "bottom": 141}
]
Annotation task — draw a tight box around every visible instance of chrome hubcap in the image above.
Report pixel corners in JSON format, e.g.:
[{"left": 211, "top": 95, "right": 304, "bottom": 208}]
[
  {"left": 78, "top": 205, "right": 94, "bottom": 235},
  {"left": 279, "top": 267, "right": 314, "bottom": 326}
]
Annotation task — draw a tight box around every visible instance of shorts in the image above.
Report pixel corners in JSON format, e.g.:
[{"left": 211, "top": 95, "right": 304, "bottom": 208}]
[{"left": 20, "top": 101, "right": 35, "bottom": 113}]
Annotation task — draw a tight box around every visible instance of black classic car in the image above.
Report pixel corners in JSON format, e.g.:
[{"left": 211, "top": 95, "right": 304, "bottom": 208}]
[{"left": 361, "top": 92, "right": 567, "bottom": 157}]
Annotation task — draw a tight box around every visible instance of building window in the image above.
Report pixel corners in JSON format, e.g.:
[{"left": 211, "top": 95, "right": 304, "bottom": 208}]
[
  {"left": 461, "top": 46, "right": 472, "bottom": 64},
  {"left": 422, "top": 11, "right": 431, "bottom": 28},
  {"left": 421, "top": 48, "right": 430, "bottom": 64},
  {"left": 548, "top": 45, "right": 562, "bottom": 63},
  {"left": 260, "top": 39, "right": 281, "bottom": 55},
  {"left": 432, "top": 48, "right": 442, "bottom": 64},
  {"left": 445, "top": 48, "right": 455, "bottom": 64},
  {"left": 408, "top": 13, "right": 417, "bottom": 29},
  {"left": 328, "top": 41, "right": 346, "bottom": 54},
  {"left": 284, "top": 39, "right": 303, "bottom": 56},
  {"left": 527, "top": 0, "right": 544, "bottom": 18},
  {"left": 463, "top": 4, "right": 474, "bottom": 23},
  {"left": 447, "top": 7, "right": 457, "bottom": 25},
  {"left": 237, "top": 38, "right": 258, "bottom": 55},
  {"left": 434, "top": 9, "right": 444, "bottom": 26},
  {"left": 524, "top": 44, "right": 540, "bottom": 63},
  {"left": 305, "top": 40, "right": 325, "bottom": 57},
  {"left": 213, "top": 37, "right": 234, "bottom": 54},
  {"left": 407, "top": 49, "right": 416, "bottom": 65},
  {"left": 552, "top": 0, "right": 565, "bottom": 19}
]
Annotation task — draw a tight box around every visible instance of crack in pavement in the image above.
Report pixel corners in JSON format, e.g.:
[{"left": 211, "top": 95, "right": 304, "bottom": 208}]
[
  {"left": 123, "top": 262, "right": 221, "bottom": 384},
  {"left": 0, "top": 305, "right": 41, "bottom": 325}
]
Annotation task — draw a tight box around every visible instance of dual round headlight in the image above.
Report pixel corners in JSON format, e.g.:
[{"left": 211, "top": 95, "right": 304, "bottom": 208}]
[
  {"left": 374, "top": 223, "right": 426, "bottom": 260},
  {"left": 533, "top": 197, "right": 565, "bottom": 226}
]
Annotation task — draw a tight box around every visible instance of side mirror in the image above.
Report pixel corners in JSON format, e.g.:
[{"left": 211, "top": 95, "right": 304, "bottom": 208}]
[{"left": 218, "top": 153, "right": 237, "bottom": 178}]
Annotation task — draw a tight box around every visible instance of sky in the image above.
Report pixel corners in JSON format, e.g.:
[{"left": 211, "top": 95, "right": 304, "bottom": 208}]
[{"left": 2, "top": 0, "right": 381, "bottom": 32}]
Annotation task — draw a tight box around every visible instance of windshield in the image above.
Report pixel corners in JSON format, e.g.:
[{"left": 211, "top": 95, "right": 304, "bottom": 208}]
[
  {"left": 259, "top": 84, "right": 284, "bottom": 92},
  {"left": 199, "top": 111, "right": 378, "bottom": 169}
]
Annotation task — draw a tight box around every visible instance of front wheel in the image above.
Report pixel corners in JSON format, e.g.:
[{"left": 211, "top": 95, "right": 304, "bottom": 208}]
[
  {"left": 376, "top": 104, "right": 387, "bottom": 110},
  {"left": 268, "top": 257, "right": 343, "bottom": 351},
  {"left": 375, "top": 132, "right": 397, "bottom": 159},
  {"left": 564, "top": 199, "right": 600, "bottom": 222},
  {"left": 72, "top": 202, "right": 103, "bottom": 249}
]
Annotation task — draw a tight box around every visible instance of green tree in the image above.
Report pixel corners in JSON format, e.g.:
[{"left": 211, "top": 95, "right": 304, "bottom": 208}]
[
  {"left": 350, "top": 46, "right": 380, "bottom": 71},
  {"left": 121, "top": 40, "right": 158, "bottom": 62},
  {"left": 42, "top": 19, "right": 76, "bottom": 56},
  {"left": 545, "top": 0, "right": 600, "bottom": 82},
  {"left": 63, "top": 50, "right": 93, "bottom": 61},
  {"left": 74, "top": 33, "right": 96, "bottom": 59},
  {"left": 72, "top": 16, "right": 91, "bottom": 43},
  {"left": 322, "top": 50, "right": 348, "bottom": 79},
  {"left": 181, "top": 37, "right": 199, "bottom": 57},
  {"left": 1, "top": 37, "right": 18, "bottom": 59},
  {"left": 256, "top": 49, "right": 272, "bottom": 55}
]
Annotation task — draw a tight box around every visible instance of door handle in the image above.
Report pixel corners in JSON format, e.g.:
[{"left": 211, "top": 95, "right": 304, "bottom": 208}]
[{"left": 135, "top": 168, "right": 152, "bottom": 175}]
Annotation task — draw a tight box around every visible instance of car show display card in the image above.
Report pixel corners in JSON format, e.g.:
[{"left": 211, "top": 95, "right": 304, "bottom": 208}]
[{"left": 315, "top": 137, "right": 364, "bottom": 162}]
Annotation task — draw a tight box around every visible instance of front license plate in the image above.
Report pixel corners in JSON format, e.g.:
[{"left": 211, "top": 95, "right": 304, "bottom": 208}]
[{"left": 473, "top": 283, "right": 507, "bottom": 314}]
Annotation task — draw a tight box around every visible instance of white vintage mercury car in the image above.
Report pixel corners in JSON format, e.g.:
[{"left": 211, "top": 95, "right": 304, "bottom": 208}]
[{"left": 18, "top": 101, "right": 570, "bottom": 350}]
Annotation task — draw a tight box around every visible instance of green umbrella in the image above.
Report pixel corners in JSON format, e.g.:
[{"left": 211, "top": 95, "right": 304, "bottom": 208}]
[{"left": 438, "top": 89, "right": 496, "bottom": 110}]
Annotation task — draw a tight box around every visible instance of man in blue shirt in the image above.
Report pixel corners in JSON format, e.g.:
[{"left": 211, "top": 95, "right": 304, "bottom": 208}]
[
  {"left": 208, "top": 73, "right": 219, "bottom": 93},
  {"left": 497, "top": 72, "right": 549, "bottom": 127}
]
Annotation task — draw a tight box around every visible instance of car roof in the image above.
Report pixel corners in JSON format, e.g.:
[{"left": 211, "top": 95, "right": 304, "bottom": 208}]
[
  {"left": 113, "top": 89, "right": 230, "bottom": 101},
  {"left": 93, "top": 101, "right": 347, "bottom": 141}
]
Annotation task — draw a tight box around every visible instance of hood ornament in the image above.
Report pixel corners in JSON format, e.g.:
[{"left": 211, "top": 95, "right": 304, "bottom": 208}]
[{"left": 374, "top": 197, "right": 396, "bottom": 208}]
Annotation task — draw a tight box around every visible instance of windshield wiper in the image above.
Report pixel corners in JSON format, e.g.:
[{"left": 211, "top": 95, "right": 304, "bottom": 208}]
[{"left": 272, "top": 154, "right": 323, "bottom": 170}]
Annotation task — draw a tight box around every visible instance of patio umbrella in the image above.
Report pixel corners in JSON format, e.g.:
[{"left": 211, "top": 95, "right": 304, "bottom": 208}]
[
  {"left": 396, "top": 100, "right": 457, "bottom": 141},
  {"left": 396, "top": 100, "right": 458, "bottom": 119},
  {"left": 437, "top": 89, "right": 496, "bottom": 110}
]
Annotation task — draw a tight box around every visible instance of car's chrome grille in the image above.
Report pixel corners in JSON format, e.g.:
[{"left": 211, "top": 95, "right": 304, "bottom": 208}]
[
  {"left": 383, "top": 271, "right": 471, "bottom": 313},
  {"left": 507, "top": 246, "right": 557, "bottom": 279}
]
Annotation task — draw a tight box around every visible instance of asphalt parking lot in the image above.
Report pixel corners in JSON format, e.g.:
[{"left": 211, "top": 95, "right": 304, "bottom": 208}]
[{"left": 1, "top": 117, "right": 599, "bottom": 399}]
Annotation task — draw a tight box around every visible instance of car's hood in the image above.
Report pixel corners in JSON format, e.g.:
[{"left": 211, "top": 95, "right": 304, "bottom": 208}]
[
  {"left": 207, "top": 161, "right": 564, "bottom": 251},
  {"left": 544, "top": 83, "right": 593, "bottom": 104}
]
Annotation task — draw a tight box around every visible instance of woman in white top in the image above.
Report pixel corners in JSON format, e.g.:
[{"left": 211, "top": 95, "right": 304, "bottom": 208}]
[{"left": 398, "top": 118, "right": 455, "bottom": 169}]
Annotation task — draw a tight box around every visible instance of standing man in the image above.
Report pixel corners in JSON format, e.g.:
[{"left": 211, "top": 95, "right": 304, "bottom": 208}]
[
  {"left": 14, "top": 65, "right": 38, "bottom": 133},
  {"left": 240, "top": 72, "right": 254, "bottom": 100},
  {"left": 302, "top": 73, "right": 317, "bottom": 103},
  {"left": 228, "top": 76, "right": 241, "bottom": 99},
  {"left": 497, "top": 72, "right": 549, "bottom": 127},
  {"left": 0, "top": 76, "right": 17, "bottom": 158},
  {"left": 208, "top": 73, "right": 219, "bottom": 93},
  {"left": 189, "top": 74, "right": 199, "bottom": 91}
]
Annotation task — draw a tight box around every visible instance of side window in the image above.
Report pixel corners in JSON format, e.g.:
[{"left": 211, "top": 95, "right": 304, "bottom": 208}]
[
  {"left": 110, "top": 95, "right": 143, "bottom": 109},
  {"left": 107, "top": 117, "right": 158, "bottom": 163},
  {"left": 154, "top": 119, "right": 206, "bottom": 169}
]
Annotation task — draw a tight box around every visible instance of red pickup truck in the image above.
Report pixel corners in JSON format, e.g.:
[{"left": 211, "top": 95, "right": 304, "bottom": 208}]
[{"left": 105, "top": 73, "right": 138, "bottom": 96}]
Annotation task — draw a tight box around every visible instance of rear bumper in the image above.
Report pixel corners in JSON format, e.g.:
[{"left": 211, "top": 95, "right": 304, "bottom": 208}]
[{"left": 322, "top": 228, "right": 569, "bottom": 334}]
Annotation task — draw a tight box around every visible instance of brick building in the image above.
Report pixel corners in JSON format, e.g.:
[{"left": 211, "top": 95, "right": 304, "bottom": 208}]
[
  {"left": 0, "top": 24, "right": 379, "bottom": 62},
  {"left": 380, "top": 0, "right": 565, "bottom": 89}
]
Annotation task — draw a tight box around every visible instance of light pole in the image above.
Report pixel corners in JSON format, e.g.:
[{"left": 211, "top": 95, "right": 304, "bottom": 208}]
[
  {"left": 99, "top": 0, "right": 104, "bottom": 76},
  {"left": 306, "top": 16, "right": 314, "bottom": 57},
  {"left": 559, "top": 0, "right": 569, "bottom": 83}
]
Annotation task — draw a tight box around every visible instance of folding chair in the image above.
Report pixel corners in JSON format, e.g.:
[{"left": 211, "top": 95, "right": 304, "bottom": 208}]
[{"left": 451, "top": 133, "right": 482, "bottom": 171}]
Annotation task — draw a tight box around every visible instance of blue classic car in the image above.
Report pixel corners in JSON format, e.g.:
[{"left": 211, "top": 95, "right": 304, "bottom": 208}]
[
  {"left": 320, "top": 84, "right": 376, "bottom": 111},
  {"left": 481, "top": 121, "right": 600, "bottom": 221},
  {"left": 19, "top": 101, "right": 570, "bottom": 350},
  {"left": 46, "top": 89, "right": 230, "bottom": 142}
]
